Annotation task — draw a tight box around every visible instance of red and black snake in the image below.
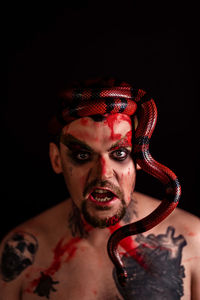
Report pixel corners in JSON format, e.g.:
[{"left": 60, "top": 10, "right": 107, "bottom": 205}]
[{"left": 49, "top": 84, "right": 181, "bottom": 286}]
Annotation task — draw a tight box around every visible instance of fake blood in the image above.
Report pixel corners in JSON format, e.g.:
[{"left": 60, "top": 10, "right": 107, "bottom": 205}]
[
  {"left": 80, "top": 118, "right": 89, "bottom": 126},
  {"left": 105, "top": 114, "right": 122, "bottom": 141},
  {"left": 50, "top": 237, "right": 81, "bottom": 272},
  {"left": 110, "top": 130, "right": 132, "bottom": 151},
  {"left": 100, "top": 157, "right": 107, "bottom": 176},
  {"left": 25, "top": 277, "right": 41, "bottom": 293},
  {"left": 25, "top": 237, "right": 81, "bottom": 293},
  {"left": 105, "top": 114, "right": 132, "bottom": 143},
  {"left": 109, "top": 224, "right": 147, "bottom": 269}
]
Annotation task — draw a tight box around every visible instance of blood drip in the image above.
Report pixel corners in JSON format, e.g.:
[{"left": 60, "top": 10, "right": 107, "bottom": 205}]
[
  {"left": 105, "top": 114, "right": 132, "bottom": 142},
  {"left": 109, "top": 224, "right": 147, "bottom": 269},
  {"left": 25, "top": 237, "right": 81, "bottom": 293},
  {"left": 105, "top": 114, "right": 122, "bottom": 141}
]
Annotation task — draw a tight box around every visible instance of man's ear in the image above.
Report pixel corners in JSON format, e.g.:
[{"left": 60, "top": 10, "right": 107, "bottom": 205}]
[
  {"left": 49, "top": 142, "right": 63, "bottom": 174},
  {"left": 136, "top": 163, "right": 142, "bottom": 170}
]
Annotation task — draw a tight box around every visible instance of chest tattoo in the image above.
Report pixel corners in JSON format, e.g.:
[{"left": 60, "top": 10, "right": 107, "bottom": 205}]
[
  {"left": 33, "top": 272, "right": 59, "bottom": 298},
  {"left": 113, "top": 226, "right": 187, "bottom": 299}
]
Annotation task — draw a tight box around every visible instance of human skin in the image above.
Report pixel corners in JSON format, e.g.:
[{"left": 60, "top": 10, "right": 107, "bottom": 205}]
[
  {"left": 1, "top": 108, "right": 200, "bottom": 299},
  {"left": 49, "top": 113, "right": 137, "bottom": 228}
]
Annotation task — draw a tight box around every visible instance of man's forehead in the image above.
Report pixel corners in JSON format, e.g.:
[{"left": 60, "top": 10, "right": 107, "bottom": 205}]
[
  {"left": 61, "top": 114, "right": 132, "bottom": 147},
  {"left": 60, "top": 132, "right": 132, "bottom": 151},
  {"left": 62, "top": 114, "right": 132, "bottom": 135}
]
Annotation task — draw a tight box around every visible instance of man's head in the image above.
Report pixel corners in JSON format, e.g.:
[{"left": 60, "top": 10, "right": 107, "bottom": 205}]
[
  {"left": 48, "top": 77, "right": 141, "bottom": 228},
  {"left": 48, "top": 77, "right": 181, "bottom": 232},
  {"left": 49, "top": 112, "right": 137, "bottom": 228}
]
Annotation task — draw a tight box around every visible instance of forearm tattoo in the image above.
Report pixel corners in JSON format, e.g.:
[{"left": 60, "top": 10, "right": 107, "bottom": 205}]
[
  {"left": 0, "top": 232, "right": 38, "bottom": 281},
  {"left": 113, "top": 226, "right": 187, "bottom": 300}
]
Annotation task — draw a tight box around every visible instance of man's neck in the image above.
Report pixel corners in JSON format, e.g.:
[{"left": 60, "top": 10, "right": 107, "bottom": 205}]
[{"left": 67, "top": 197, "right": 138, "bottom": 247}]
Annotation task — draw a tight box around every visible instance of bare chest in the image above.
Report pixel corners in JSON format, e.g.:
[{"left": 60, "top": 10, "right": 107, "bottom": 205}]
[
  {"left": 21, "top": 246, "right": 120, "bottom": 300},
  {"left": 20, "top": 226, "right": 191, "bottom": 300}
]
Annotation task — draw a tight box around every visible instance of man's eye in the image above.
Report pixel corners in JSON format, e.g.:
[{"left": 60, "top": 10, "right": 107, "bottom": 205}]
[
  {"left": 111, "top": 149, "right": 129, "bottom": 161},
  {"left": 76, "top": 152, "right": 91, "bottom": 161}
]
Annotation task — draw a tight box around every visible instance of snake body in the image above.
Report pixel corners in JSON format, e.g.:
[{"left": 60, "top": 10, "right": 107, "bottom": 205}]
[{"left": 49, "top": 84, "right": 181, "bottom": 286}]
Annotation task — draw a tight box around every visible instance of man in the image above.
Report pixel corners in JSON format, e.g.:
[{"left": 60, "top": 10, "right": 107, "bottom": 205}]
[{"left": 0, "top": 78, "right": 199, "bottom": 299}]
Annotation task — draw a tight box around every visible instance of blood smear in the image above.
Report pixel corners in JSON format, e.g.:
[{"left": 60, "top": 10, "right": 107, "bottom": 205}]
[
  {"left": 108, "top": 223, "right": 147, "bottom": 269},
  {"left": 25, "top": 237, "right": 81, "bottom": 293}
]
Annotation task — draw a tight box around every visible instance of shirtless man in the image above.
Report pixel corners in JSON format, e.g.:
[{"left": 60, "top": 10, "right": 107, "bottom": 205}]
[{"left": 0, "top": 78, "right": 200, "bottom": 299}]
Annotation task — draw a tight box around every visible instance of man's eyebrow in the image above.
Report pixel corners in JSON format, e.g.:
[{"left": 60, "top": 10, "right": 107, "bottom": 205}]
[
  {"left": 108, "top": 138, "right": 132, "bottom": 151},
  {"left": 60, "top": 134, "right": 93, "bottom": 151}
]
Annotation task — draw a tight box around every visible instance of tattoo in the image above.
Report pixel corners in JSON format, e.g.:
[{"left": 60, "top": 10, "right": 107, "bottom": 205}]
[
  {"left": 68, "top": 203, "right": 88, "bottom": 238},
  {"left": 0, "top": 232, "right": 38, "bottom": 281},
  {"left": 34, "top": 272, "right": 59, "bottom": 299},
  {"left": 122, "top": 196, "right": 138, "bottom": 223},
  {"left": 113, "top": 226, "right": 187, "bottom": 299}
]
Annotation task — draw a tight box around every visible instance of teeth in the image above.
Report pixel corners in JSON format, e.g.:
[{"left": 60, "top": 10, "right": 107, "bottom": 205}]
[
  {"left": 91, "top": 188, "right": 115, "bottom": 202},
  {"left": 93, "top": 196, "right": 113, "bottom": 202},
  {"left": 94, "top": 189, "right": 107, "bottom": 193}
]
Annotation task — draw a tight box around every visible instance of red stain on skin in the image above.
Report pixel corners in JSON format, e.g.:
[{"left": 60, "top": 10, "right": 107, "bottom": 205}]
[
  {"left": 82, "top": 218, "right": 94, "bottom": 233},
  {"left": 104, "top": 114, "right": 132, "bottom": 146},
  {"left": 25, "top": 237, "right": 81, "bottom": 293},
  {"left": 65, "top": 245, "right": 77, "bottom": 262},
  {"left": 106, "top": 215, "right": 121, "bottom": 227},
  {"left": 119, "top": 114, "right": 132, "bottom": 126},
  {"left": 25, "top": 277, "right": 41, "bottom": 293},
  {"left": 183, "top": 256, "right": 200, "bottom": 263},
  {"left": 105, "top": 114, "right": 123, "bottom": 141},
  {"left": 48, "top": 237, "right": 81, "bottom": 274},
  {"left": 109, "top": 131, "right": 132, "bottom": 153},
  {"left": 188, "top": 232, "right": 196, "bottom": 236},
  {"left": 109, "top": 223, "right": 147, "bottom": 269},
  {"left": 124, "top": 130, "right": 132, "bottom": 146},
  {"left": 81, "top": 118, "right": 89, "bottom": 126},
  {"left": 183, "top": 225, "right": 197, "bottom": 237},
  {"left": 100, "top": 157, "right": 106, "bottom": 176}
]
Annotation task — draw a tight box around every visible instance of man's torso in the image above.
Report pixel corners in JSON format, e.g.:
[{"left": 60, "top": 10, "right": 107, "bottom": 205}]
[{"left": 1, "top": 192, "right": 199, "bottom": 300}]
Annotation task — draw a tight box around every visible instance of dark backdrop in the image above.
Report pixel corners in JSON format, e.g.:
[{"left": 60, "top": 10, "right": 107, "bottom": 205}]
[{"left": 3, "top": 2, "right": 199, "bottom": 240}]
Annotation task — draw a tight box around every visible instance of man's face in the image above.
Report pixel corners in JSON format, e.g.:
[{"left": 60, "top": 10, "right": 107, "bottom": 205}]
[{"left": 58, "top": 113, "right": 136, "bottom": 228}]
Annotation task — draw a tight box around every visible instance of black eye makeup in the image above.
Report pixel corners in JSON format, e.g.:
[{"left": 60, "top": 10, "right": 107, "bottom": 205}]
[
  {"left": 110, "top": 147, "right": 131, "bottom": 161},
  {"left": 62, "top": 132, "right": 131, "bottom": 165},
  {"left": 73, "top": 151, "right": 92, "bottom": 162},
  {"left": 66, "top": 148, "right": 93, "bottom": 164}
]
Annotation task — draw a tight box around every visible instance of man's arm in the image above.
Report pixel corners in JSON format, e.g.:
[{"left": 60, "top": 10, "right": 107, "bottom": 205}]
[
  {"left": 190, "top": 216, "right": 200, "bottom": 300},
  {"left": 0, "top": 230, "right": 38, "bottom": 300}
]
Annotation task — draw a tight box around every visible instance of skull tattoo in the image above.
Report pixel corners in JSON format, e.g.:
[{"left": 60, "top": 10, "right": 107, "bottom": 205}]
[{"left": 0, "top": 232, "right": 38, "bottom": 281}]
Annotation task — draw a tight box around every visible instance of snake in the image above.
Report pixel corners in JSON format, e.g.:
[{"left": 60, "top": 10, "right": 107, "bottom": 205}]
[{"left": 49, "top": 82, "right": 181, "bottom": 286}]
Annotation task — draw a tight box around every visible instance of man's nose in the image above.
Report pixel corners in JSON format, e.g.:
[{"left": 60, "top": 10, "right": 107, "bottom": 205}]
[{"left": 95, "top": 155, "right": 113, "bottom": 180}]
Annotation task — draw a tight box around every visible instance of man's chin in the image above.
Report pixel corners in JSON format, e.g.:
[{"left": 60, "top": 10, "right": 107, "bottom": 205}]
[{"left": 81, "top": 200, "right": 126, "bottom": 228}]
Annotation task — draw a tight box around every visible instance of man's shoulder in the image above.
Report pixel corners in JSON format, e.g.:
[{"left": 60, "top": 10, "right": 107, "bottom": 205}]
[
  {"left": 134, "top": 191, "right": 199, "bottom": 226},
  {"left": 0, "top": 199, "right": 71, "bottom": 297},
  {"left": 1, "top": 199, "right": 70, "bottom": 248},
  {"left": 0, "top": 199, "right": 71, "bottom": 267},
  {"left": 132, "top": 192, "right": 200, "bottom": 299},
  {"left": 134, "top": 191, "right": 200, "bottom": 250},
  {"left": 0, "top": 222, "right": 41, "bottom": 298}
]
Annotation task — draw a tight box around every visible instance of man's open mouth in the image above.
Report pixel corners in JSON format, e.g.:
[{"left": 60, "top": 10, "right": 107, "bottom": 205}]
[{"left": 89, "top": 188, "right": 117, "bottom": 204}]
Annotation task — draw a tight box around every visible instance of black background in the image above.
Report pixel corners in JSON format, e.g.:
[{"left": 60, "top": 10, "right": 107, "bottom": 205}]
[{"left": 3, "top": 1, "right": 199, "bottom": 240}]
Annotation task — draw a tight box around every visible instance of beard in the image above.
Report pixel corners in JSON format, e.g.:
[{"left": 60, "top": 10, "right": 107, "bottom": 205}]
[
  {"left": 81, "top": 179, "right": 127, "bottom": 228},
  {"left": 81, "top": 198, "right": 127, "bottom": 228}
]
